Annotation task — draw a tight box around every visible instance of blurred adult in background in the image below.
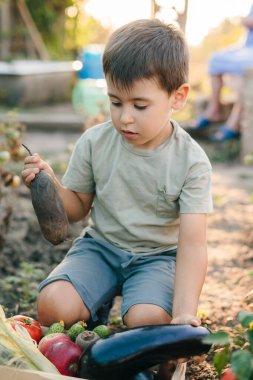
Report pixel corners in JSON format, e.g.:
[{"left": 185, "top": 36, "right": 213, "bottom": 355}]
[{"left": 190, "top": 3, "right": 253, "bottom": 142}]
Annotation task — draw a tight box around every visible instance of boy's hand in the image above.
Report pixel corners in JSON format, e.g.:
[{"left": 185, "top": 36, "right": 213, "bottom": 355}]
[
  {"left": 170, "top": 314, "right": 205, "bottom": 364},
  {"left": 22, "top": 153, "right": 55, "bottom": 187},
  {"left": 171, "top": 314, "right": 201, "bottom": 327}
]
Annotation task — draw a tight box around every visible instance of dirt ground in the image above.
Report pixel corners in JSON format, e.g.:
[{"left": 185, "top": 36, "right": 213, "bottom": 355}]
[
  {"left": 0, "top": 129, "right": 253, "bottom": 379},
  {"left": 185, "top": 162, "right": 253, "bottom": 378}
]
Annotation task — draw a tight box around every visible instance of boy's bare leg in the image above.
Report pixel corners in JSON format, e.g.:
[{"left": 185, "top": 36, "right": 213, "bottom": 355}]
[
  {"left": 124, "top": 304, "right": 178, "bottom": 380},
  {"left": 37, "top": 280, "right": 90, "bottom": 328},
  {"left": 123, "top": 303, "right": 172, "bottom": 327},
  {"left": 203, "top": 74, "right": 223, "bottom": 121}
]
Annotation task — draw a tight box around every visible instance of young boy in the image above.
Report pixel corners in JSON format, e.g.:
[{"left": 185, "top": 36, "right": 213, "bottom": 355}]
[{"left": 22, "top": 19, "right": 212, "bottom": 379}]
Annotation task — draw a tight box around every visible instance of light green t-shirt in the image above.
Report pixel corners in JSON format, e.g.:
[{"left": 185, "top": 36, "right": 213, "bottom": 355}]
[{"left": 62, "top": 120, "right": 213, "bottom": 254}]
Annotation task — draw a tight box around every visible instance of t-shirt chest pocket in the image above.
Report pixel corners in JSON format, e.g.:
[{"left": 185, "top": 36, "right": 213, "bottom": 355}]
[{"left": 156, "top": 189, "right": 179, "bottom": 218}]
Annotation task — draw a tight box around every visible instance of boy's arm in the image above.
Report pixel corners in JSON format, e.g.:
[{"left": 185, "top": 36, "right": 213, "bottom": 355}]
[
  {"left": 54, "top": 183, "right": 93, "bottom": 223},
  {"left": 171, "top": 213, "right": 208, "bottom": 326}
]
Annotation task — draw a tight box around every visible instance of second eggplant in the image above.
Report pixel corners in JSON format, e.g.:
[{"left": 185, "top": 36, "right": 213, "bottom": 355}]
[{"left": 78, "top": 324, "right": 212, "bottom": 380}]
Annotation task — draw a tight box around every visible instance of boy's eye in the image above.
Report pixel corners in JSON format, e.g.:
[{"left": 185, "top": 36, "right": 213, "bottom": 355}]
[
  {"left": 111, "top": 101, "right": 121, "bottom": 107},
  {"left": 134, "top": 105, "right": 147, "bottom": 110},
  {"left": 110, "top": 101, "right": 147, "bottom": 110}
]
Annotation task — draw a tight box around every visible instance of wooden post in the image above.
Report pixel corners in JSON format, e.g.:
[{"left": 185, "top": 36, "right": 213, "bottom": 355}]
[
  {"left": 0, "top": 0, "right": 11, "bottom": 60},
  {"left": 150, "top": 0, "right": 189, "bottom": 33},
  {"left": 16, "top": 0, "right": 49, "bottom": 60},
  {"left": 241, "top": 67, "right": 253, "bottom": 160},
  {"left": 150, "top": 0, "right": 159, "bottom": 18}
]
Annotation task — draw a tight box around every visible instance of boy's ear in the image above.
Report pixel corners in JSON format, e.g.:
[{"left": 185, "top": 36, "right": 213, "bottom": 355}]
[{"left": 171, "top": 83, "right": 190, "bottom": 111}]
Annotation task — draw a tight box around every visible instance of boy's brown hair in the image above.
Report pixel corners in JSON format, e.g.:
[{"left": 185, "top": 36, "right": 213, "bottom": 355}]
[{"left": 103, "top": 19, "right": 189, "bottom": 94}]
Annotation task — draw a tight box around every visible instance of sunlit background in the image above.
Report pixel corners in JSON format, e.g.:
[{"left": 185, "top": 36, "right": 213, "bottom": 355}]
[
  {"left": 85, "top": 0, "right": 252, "bottom": 46},
  {"left": 1, "top": 0, "right": 253, "bottom": 120}
]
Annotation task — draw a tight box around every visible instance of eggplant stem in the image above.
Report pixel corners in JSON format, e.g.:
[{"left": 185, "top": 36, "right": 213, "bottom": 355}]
[{"left": 22, "top": 144, "right": 33, "bottom": 156}]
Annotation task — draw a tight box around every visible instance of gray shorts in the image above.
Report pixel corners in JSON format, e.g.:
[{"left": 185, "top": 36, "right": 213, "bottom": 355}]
[{"left": 39, "top": 235, "right": 177, "bottom": 323}]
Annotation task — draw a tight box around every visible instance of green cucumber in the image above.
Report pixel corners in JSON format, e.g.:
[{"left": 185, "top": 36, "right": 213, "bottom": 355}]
[
  {"left": 45, "top": 320, "right": 65, "bottom": 335},
  {"left": 67, "top": 321, "right": 86, "bottom": 342}
]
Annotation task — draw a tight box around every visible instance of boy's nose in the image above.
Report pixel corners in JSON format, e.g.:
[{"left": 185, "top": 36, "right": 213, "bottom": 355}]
[{"left": 120, "top": 107, "right": 134, "bottom": 125}]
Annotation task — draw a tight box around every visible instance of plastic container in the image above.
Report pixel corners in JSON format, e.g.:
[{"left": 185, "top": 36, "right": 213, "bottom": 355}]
[{"left": 77, "top": 45, "right": 104, "bottom": 80}]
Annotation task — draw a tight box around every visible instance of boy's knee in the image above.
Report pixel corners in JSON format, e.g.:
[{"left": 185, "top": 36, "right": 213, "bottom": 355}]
[
  {"left": 124, "top": 304, "right": 172, "bottom": 327},
  {"left": 37, "top": 280, "right": 90, "bottom": 327}
]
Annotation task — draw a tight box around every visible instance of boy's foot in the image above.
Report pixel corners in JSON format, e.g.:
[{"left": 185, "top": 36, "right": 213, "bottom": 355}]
[{"left": 210, "top": 126, "right": 240, "bottom": 142}]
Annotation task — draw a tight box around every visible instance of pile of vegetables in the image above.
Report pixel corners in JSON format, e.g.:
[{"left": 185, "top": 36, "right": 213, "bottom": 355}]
[
  {"left": 0, "top": 304, "right": 212, "bottom": 379},
  {"left": 37, "top": 320, "right": 110, "bottom": 376},
  {"left": 0, "top": 305, "right": 59, "bottom": 374},
  {"left": 0, "top": 305, "right": 110, "bottom": 377}
]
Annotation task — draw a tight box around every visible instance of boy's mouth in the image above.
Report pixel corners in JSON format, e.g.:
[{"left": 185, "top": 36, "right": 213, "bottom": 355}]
[
  {"left": 121, "top": 130, "right": 138, "bottom": 140},
  {"left": 121, "top": 129, "right": 137, "bottom": 135}
]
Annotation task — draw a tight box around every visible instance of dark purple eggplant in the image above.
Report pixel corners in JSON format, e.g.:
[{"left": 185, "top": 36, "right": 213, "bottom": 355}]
[
  {"left": 78, "top": 324, "right": 212, "bottom": 380},
  {"left": 22, "top": 144, "right": 69, "bottom": 245}
]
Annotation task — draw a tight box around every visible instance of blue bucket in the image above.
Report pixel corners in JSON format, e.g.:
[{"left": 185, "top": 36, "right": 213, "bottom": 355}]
[{"left": 78, "top": 45, "right": 104, "bottom": 79}]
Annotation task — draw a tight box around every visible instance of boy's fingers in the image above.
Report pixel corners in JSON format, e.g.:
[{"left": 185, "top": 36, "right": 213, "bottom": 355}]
[
  {"left": 22, "top": 168, "right": 40, "bottom": 186},
  {"left": 23, "top": 163, "right": 40, "bottom": 170},
  {"left": 24, "top": 173, "right": 36, "bottom": 186},
  {"left": 22, "top": 168, "right": 40, "bottom": 177},
  {"left": 24, "top": 153, "right": 40, "bottom": 164},
  {"left": 190, "top": 317, "right": 201, "bottom": 326}
]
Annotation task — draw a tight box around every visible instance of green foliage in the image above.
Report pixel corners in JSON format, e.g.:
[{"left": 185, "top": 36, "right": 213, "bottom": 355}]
[
  {"left": 18, "top": 262, "right": 45, "bottom": 307},
  {"left": 204, "top": 310, "right": 253, "bottom": 378},
  {"left": 231, "top": 350, "right": 253, "bottom": 380},
  {"left": 25, "top": 0, "right": 73, "bottom": 58},
  {"left": 213, "top": 346, "right": 231, "bottom": 375},
  {"left": 238, "top": 310, "right": 253, "bottom": 328},
  {"left": 204, "top": 331, "right": 232, "bottom": 346},
  {"left": 26, "top": 0, "right": 70, "bottom": 36},
  {"left": 24, "top": 0, "right": 111, "bottom": 59},
  {"left": 0, "top": 115, "right": 26, "bottom": 252},
  {"left": 203, "top": 139, "right": 241, "bottom": 163},
  {"left": 0, "top": 262, "right": 45, "bottom": 315}
]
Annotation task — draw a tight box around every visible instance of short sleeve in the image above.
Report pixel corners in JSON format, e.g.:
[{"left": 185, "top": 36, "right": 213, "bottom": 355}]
[
  {"left": 62, "top": 132, "right": 95, "bottom": 193},
  {"left": 179, "top": 165, "right": 213, "bottom": 214}
]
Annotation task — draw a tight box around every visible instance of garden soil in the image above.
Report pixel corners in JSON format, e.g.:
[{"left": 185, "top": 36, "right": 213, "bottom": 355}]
[{"left": 0, "top": 129, "right": 253, "bottom": 379}]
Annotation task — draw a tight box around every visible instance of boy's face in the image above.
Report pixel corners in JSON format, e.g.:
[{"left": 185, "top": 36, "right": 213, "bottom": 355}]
[{"left": 106, "top": 77, "right": 180, "bottom": 149}]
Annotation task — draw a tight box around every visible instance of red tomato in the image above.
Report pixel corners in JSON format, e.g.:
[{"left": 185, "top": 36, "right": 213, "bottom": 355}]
[
  {"left": 221, "top": 369, "right": 237, "bottom": 380},
  {"left": 10, "top": 315, "right": 42, "bottom": 343}
]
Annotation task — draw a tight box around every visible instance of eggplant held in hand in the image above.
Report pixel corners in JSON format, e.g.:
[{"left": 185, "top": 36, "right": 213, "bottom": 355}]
[
  {"left": 22, "top": 144, "right": 69, "bottom": 245},
  {"left": 29, "top": 170, "right": 69, "bottom": 245},
  {"left": 78, "top": 324, "right": 212, "bottom": 380}
]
